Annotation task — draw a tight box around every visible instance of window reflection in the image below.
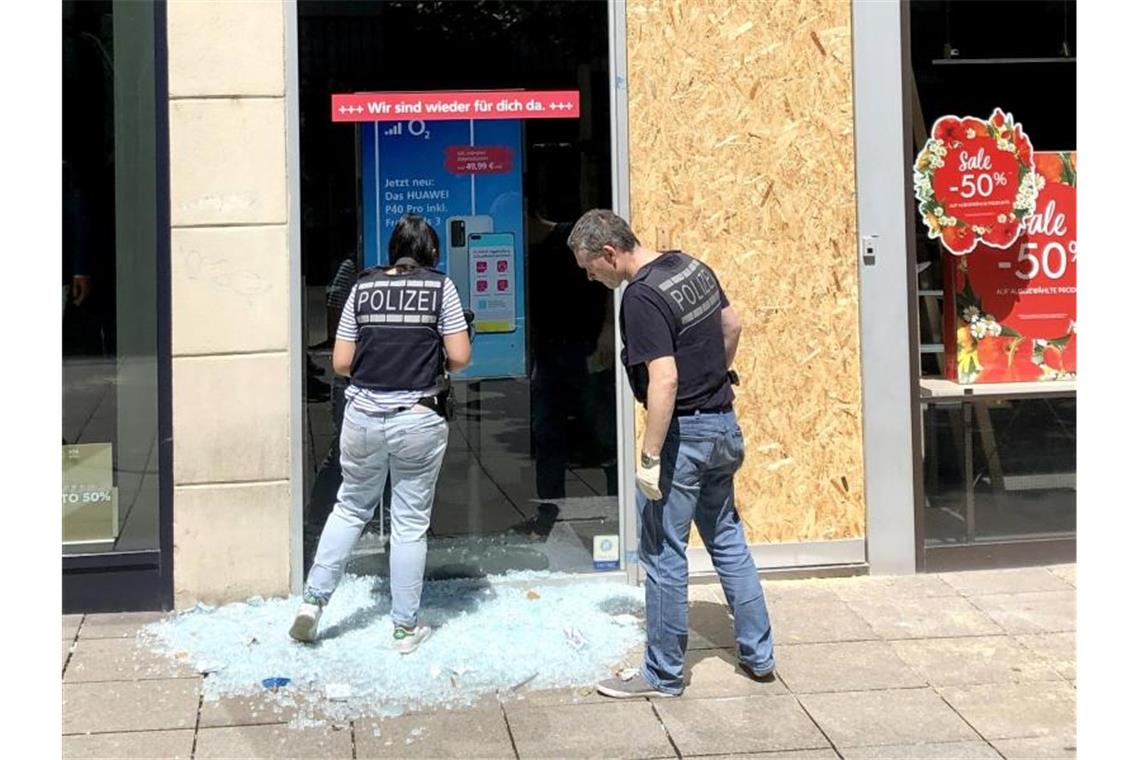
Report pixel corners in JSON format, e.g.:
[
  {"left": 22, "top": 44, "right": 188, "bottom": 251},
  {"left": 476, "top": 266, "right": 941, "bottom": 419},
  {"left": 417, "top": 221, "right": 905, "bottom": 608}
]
[{"left": 62, "top": 0, "right": 160, "bottom": 554}]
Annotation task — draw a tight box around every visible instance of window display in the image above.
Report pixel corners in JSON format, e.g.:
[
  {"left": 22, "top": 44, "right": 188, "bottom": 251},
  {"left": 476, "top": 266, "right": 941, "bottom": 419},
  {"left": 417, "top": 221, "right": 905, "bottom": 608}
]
[{"left": 908, "top": 0, "right": 1076, "bottom": 561}]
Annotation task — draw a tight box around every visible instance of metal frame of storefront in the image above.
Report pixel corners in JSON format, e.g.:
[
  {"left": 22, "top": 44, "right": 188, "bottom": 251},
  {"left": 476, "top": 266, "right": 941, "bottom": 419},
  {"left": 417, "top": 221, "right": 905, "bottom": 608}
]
[{"left": 63, "top": 0, "right": 174, "bottom": 613}]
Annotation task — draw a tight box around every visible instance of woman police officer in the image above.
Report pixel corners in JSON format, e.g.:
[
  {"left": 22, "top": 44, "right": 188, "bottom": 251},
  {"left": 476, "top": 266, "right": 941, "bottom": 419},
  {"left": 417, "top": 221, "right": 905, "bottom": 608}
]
[{"left": 290, "top": 214, "right": 471, "bottom": 654}]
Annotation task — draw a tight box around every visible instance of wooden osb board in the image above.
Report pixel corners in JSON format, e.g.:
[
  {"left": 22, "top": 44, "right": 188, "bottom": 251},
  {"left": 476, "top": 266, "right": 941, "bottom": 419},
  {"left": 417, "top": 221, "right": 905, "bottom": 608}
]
[{"left": 627, "top": 0, "right": 864, "bottom": 543}]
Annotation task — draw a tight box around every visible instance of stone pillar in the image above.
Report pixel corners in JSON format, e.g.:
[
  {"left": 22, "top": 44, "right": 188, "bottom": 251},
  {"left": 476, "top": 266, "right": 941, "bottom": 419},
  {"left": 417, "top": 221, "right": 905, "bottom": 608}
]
[{"left": 166, "top": 0, "right": 294, "bottom": 606}]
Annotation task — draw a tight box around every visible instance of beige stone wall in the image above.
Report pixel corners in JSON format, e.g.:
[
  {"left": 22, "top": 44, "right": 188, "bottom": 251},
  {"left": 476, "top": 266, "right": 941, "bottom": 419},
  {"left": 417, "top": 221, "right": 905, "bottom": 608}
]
[{"left": 167, "top": 0, "right": 293, "bottom": 607}]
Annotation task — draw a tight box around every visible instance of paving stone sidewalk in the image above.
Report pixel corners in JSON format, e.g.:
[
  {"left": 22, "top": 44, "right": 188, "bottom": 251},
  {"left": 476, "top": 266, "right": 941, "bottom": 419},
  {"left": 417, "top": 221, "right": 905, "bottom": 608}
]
[{"left": 62, "top": 564, "right": 1076, "bottom": 759}]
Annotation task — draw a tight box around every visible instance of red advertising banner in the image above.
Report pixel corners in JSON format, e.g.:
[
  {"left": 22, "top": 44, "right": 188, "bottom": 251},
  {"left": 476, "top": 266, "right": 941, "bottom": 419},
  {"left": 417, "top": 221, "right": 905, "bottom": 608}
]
[
  {"left": 914, "top": 109, "right": 1039, "bottom": 254},
  {"left": 444, "top": 146, "right": 514, "bottom": 175},
  {"left": 331, "top": 90, "right": 580, "bottom": 122},
  {"left": 944, "top": 151, "right": 1077, "bottom": 383}
]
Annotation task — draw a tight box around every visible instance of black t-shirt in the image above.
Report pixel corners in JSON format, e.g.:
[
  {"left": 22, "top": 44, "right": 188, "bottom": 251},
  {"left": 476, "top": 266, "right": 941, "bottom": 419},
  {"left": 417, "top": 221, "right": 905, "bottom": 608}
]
[{"left": 619, "top": 251, "right": 734, "bottom": 412}]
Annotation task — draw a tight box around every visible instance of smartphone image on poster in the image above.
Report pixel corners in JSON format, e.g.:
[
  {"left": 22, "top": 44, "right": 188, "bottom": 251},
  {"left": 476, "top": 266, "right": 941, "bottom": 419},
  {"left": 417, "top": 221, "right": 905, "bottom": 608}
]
[
  {"left": 467, "top": 232, "right": 516, "bottom": 333},
  {"left": 445, "top": 215, "right": 492, "bottom": 310}
]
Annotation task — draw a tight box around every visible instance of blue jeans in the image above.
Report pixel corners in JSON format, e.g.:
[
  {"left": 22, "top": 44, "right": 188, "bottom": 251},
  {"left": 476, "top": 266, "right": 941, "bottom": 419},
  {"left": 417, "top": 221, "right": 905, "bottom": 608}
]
[
  {"left": 638, "top": 409, "right": 775, "bottom": 694},
  {"left": 305, "top": 400, "right": 448, "bottom": 628}
]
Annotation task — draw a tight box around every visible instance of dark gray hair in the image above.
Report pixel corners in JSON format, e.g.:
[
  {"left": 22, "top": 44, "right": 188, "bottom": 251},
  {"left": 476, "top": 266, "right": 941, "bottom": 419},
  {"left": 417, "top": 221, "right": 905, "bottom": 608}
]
[{"left": 566, "top": 209, "right": 640, "bottom": 258}]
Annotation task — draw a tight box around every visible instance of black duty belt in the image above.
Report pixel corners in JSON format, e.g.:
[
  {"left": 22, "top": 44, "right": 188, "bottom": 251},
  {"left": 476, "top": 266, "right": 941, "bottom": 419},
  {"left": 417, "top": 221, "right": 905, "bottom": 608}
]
[
  {"left": 675, "top": 406, "right": 732, "bottom": 417},
  {"left": 356, "top": 394, "right": 449, "bottom": 420}
]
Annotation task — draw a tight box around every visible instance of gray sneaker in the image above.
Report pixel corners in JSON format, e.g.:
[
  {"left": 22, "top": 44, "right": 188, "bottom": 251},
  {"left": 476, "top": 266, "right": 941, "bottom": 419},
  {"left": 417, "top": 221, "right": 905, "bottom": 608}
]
[
  {"left": 596, "top": 669, "right": 679, "bottom": 699},
  {"left": 392, "top": 624, "right": 432, "bottom": 654}
]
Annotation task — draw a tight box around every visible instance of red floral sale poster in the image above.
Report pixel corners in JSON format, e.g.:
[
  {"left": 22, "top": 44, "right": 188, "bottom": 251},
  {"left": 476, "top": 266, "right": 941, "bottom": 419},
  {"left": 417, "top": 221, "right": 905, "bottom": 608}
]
[
  {"left": 942, "top": 151, "right": 1076, "bottom": 383},
  {"left": 914, "top": 109, "right": 1039, "bottom": 255}
]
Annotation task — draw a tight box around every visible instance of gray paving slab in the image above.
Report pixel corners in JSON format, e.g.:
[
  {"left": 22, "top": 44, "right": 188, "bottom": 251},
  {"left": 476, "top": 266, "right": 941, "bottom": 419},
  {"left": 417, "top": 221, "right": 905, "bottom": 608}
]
[
  {"left": 759, "top": 579, "right": 845, "bottom": 604},
  {"left": 64, "top": 614, "right": 83, "bottom": 641},
  {"left": 937, "top": 682, "right": 1076, "bottom": 740},
  {"left": 676, "top": 648, "right": 789, "bottom": 699},
  {"left": 798, "top": 688, "right": 978, "bottom": 748},
  {"left": 62, "top": 728, "right": 195, "bottom": 759},
  {"left": 692, "top": 752, "right": 839, "bottom": 760},
  {"left": 991, "top": 733, "right": 1077, "bottom": 758},
  {"left": 773, "top": 641, "right": 927, "bottom": 693},
  {"left": 504, "top": 684, "right": 612, "bottom": 707},
  {"left": 843, "top": 596, "right": 1003, "bottom": 639},
  {"left": 1014, "top": 632, "right": 1075, "bottom": 680},
  {"left": 688, "top": 600, "right": 739, "bottom": 650},
  {"left": 687, "top": 581, "right": 727, "bottom": 604},
  {"left": 506, "top": 699, "right": 675, "bottom": 759},
  {"left": 355, "top": 707, "right": 514, "bottom": 758},
  {"left": 64, "top": 637, "right": 200, "bottom": 683},
  {"left": 824, "top": 574, "right": 960, "bottom": 601},
  {"left": 968, "top": 591, "right": 1075, "bottom": 635},
  {"left": 768, "top": 599, "right": 878, "bottom": 645},
  {"left": 80, "top": 611, "right": 168, "bottom": 639},
  {"left": 195, "top": 723, "right": 353, "bottom": 759},
  {"left": 939, "top": 567, "right": 1074, "bottom": 596},
  {"left": 63, "top": 679, "right": 201, "bottom": 734},
  {"left": 389, "top": 693, "right": 503, "bottom": 719},
  {"left": 888, "top": 635, "right": 1062, "bottom": 686},
  {"left": 943, "top": 567, "right": 1067, "bottom": 597},
  {"left": 63, "top": 641, "right": 73, "bottom": 670},
  {"left": 653, "top": 694, "right": 829, "bottom": 756},
  {"left": 198, "top": 693, "right": 299, "bottom": 727},
  {"left": 1047, "top": 564, "right": 1075, "bottom": 586},
  {"left": 841, "top": 741, "right": 1001, "bottom": 759}
]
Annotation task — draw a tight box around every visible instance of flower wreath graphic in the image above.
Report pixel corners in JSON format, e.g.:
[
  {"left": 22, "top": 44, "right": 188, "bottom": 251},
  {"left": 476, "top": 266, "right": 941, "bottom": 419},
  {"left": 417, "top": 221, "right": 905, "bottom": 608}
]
[{"left": 914, "top": 108, "right": 1039, "bottom": 255}]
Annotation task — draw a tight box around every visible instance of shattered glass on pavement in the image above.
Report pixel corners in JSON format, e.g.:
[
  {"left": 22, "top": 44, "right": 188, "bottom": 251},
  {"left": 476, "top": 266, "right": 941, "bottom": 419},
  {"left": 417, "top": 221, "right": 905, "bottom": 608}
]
[{"left": 141, "top": 571, "right": 644, "bottom": 726}]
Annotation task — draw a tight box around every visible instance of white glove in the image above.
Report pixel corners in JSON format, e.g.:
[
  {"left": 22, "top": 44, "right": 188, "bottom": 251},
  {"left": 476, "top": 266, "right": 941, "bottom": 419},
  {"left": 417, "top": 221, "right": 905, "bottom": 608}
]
[{"left": 636, "top": 451, "right": 662, "bottom": 500}]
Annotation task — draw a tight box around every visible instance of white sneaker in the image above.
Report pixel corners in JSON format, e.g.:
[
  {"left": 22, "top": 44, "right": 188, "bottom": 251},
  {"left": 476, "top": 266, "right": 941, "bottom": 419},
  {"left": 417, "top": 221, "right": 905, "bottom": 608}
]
[
  {"left": 392, "top": 624, "right": 432, "bottom": 654},
  {"left": 289, "top": 602, "right": 322, "bottom": 643}
]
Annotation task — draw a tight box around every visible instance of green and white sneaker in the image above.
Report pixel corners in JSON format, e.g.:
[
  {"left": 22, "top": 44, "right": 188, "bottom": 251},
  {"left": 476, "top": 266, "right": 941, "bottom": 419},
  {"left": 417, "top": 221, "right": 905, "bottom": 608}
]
[
  {"left": 392, "top": 624, "right": 432, "bottom": 654},
  {"left": 289, "top": 599, "right": 323, "bottom": 643}
]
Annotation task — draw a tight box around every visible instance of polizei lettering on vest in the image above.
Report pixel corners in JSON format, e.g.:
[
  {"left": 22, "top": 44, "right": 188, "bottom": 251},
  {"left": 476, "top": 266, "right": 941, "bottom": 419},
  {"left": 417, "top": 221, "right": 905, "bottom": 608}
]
[
  {"left": 358, "top": 286, "right": 440, "bottom": 314},
  {"left": 666, "top": 268, "right": 716, "bottom": 309},
  {"left": 656, "top": 260, "right": 720, "bottom": 330}
]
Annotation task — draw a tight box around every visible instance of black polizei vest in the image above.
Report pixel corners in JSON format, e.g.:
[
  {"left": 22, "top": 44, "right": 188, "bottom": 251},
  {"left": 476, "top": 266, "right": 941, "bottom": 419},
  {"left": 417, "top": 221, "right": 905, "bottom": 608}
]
[
  {"left": 350, "top": 261, "right": 446, "bottom": 392},
  {"left": 639, "top": 252, "right": 722, "bottom": 336},
  {"left": 623, "top": 252, "right": 727, "bottom": 407}
]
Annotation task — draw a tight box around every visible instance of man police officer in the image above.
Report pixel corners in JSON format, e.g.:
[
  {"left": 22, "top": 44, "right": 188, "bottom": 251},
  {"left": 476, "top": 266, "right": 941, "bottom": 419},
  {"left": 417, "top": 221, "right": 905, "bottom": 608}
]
[
  {"left": 567, "top": 210, "right": 776, "bottom": 698},
  {"left": 290, "top": 214, "right": 471, "bottom": 654}
]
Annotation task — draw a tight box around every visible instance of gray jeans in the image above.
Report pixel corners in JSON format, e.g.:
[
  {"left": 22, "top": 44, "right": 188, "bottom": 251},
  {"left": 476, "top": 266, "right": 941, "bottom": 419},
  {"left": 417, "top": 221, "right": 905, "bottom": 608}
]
[{"left": 305, "top": 400, "right": 448, "bottom": 627}]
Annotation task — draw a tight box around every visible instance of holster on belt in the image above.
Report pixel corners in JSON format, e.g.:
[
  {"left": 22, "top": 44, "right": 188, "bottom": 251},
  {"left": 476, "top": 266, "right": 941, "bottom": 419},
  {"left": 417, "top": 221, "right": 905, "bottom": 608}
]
[{"left": 418, "top": 380, "right": 454, "bottom": 421}]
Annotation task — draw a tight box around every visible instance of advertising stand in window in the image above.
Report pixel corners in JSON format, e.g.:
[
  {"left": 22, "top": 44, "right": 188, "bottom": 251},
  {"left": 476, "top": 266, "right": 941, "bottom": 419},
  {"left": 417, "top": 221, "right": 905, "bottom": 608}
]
[
  {"left": 335, "top": 89, "right": 580, "bottom": 380},
  {"left": 915, "top": 110, "right": 1077, "bottom": 384}
]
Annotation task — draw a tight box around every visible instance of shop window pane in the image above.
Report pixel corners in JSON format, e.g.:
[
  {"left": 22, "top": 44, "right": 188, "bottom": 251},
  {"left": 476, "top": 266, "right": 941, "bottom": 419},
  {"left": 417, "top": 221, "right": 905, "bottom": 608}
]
[
  {"left": 922, "top": 402, "right": 968, "bottom": 545},
  {"left": 62, "top": 1, "right": 160, "bottom": 555},
  {"left": 972, "top": 397, "right": 1076, "bottom": 541},
  {"left": 909, "top": 0, "right": 1077, "bottom": 561},
  {"left": 298, "top": 1, "right": 618, "bottom": 580},
  {"left": 922, "top": 397, "right": 1075, "bottom": 547}
]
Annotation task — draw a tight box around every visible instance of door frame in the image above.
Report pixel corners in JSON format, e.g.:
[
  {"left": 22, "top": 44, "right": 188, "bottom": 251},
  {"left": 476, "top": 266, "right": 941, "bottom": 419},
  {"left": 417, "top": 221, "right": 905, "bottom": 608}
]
[
  {"left": 851, "top": 0, "right": 923, "bottom": 575},
  {"left": 285, "top": 0, "right": 636, "bottom": 589}
]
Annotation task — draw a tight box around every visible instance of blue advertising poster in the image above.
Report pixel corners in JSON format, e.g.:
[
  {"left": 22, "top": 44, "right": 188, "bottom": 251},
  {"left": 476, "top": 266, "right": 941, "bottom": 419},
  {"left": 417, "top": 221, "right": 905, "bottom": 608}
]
[{"left": 361, "top": 119, "right": 525, "bottom": 380}]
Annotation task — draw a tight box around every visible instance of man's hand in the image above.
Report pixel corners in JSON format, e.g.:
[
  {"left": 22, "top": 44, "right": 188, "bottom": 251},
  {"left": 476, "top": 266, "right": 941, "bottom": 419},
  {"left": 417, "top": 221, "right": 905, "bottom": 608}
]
[{"left": 636, "top": 451, "right": 662, "bottom": 500}]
